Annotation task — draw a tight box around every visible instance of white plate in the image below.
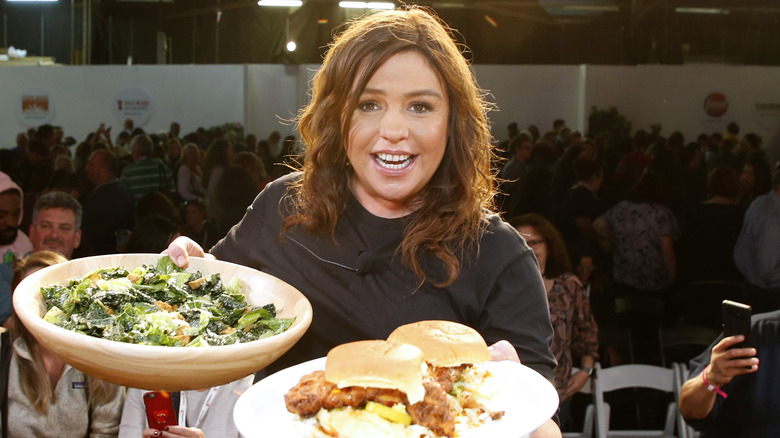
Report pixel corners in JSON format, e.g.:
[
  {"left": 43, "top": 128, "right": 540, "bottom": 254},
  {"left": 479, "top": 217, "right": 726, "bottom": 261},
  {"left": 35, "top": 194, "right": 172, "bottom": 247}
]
[{"left": 234, "top": 357, "right": 559, "bottom": 438}]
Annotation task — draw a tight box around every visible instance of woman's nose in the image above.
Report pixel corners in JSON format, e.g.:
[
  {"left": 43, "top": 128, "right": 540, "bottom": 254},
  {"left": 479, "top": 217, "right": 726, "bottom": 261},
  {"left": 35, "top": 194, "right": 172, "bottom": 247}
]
[{"left": 378, "top": 110, "right": 409, "bottom": 143}]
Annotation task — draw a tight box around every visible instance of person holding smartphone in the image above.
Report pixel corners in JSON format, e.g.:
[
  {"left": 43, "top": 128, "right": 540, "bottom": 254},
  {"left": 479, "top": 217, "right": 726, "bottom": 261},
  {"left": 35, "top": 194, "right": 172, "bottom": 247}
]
[
  {"left": 678, "top": 310, "right": 780, "bottom": 437},
  {"left": 118, "top": 375, "right": 253, "bottom": 438}
]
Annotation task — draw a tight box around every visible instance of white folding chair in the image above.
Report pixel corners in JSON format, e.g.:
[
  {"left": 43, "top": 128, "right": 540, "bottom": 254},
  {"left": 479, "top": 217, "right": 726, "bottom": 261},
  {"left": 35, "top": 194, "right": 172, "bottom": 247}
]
[
  {"left": 563, "top": 366, "right": 595, "bottom": 438},
  {"left": 593, "top": 363, "right": 679, "bottom": 438},
  {"left": 672, "top": 362, "right": 699, "bottom": 438}
]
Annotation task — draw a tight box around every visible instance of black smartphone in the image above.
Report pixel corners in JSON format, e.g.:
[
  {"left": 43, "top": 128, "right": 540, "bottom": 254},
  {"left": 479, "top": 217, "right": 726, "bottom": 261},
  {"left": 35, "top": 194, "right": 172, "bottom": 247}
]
[
  {"left": 722, "top": 300, "right": 752, "bottom": 345},
  {"left": 143, "top": 391, "right": 178, "bottom": 431}
]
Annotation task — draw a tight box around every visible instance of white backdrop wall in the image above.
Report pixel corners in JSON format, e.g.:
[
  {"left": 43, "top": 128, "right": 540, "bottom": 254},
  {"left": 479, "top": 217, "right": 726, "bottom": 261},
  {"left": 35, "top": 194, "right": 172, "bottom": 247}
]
[
  {"left": 1, "top": 64, "right": 779, "bottom": 164},
  {"left": 1, "top": 65, "right": 247, "bottom": 146}
]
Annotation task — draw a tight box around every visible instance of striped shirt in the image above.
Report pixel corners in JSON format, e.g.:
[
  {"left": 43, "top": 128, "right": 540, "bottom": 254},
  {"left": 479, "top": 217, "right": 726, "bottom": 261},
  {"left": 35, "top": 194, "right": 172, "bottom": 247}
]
[{"left": 120, "top": 157, "right": 176, "bottom": 202}]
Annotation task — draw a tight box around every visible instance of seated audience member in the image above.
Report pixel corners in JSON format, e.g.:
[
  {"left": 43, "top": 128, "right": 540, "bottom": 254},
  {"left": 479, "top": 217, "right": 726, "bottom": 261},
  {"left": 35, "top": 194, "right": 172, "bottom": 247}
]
[
  {"left": 512, "top": 214, "right": 598, "bottom": 428},
  {"left": 177, "top": 143, "right": 205, "bottom": 202},
  {"left": 28, "top": 191, "right": 82, "bottom": 260},
  {"left": 121, "top": 134, "right": 176, "bottom": 203},
  {"left": 126, "top": 214, "right": 181, "bottom": 253},
  {"left": 81, "top": 149, "right": 135, "bottom": 256},
  {"left": 679, "top": 310, "right": 778, "bottom": 437},
  {"left": 679, "top": 166, "right": 744, "bottom": 283},
  {"left": 733, "top": 169, "right": 780, "bottom": 313},
  {"left": 118, "top": 375, "right": 254, "bottom": 438},
  {"left": 3, "top": 251, "right": 125, "bottom": 436}
]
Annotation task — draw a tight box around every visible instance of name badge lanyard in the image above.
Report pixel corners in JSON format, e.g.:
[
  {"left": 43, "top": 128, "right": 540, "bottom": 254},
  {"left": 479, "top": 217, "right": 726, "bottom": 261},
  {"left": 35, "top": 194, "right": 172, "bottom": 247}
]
[{"left": 178, "top": 386, "right": 221, "bottom": 429}]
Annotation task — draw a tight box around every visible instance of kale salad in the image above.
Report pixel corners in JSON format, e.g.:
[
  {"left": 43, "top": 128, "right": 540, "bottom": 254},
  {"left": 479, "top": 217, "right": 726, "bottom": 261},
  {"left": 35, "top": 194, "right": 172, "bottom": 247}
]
[{"left": 41, "top": 256, "right": 295, "bottom": 347}]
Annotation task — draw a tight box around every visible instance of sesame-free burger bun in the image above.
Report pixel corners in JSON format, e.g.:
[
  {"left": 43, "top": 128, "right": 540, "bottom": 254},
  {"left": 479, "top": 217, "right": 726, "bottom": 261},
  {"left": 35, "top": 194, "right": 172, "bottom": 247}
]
[
  {"left": 387, "top": 320, "right": 491, "bottom": 367},
  {"left": 325, "top": 340, "right": 426, "bottom": 404}
]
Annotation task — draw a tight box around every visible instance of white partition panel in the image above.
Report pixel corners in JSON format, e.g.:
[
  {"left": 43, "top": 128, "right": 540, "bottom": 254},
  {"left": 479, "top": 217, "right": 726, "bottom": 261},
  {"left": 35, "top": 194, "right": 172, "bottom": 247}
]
[{"left": 1, "top": 64, "right": 779, "bottom": 164}]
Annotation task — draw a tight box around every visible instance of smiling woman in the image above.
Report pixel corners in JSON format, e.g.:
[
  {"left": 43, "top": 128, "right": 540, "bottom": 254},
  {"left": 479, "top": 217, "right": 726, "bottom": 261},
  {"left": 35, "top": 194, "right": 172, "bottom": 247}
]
[
  {"left": 346, "top": 51, "right": 449, "bottom": 219},
  {"left": 164, "top": 7, "right": 559, "bottom": 436}
]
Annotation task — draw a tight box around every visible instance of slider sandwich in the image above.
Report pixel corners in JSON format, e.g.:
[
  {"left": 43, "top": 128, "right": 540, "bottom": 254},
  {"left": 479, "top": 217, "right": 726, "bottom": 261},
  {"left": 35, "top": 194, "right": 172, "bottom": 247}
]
[
  {"left": 388, "top": 320, "right": 504, "bottom": 430},
  {"left": 284, "top": 340, "right": 453, "bottom": 437}
]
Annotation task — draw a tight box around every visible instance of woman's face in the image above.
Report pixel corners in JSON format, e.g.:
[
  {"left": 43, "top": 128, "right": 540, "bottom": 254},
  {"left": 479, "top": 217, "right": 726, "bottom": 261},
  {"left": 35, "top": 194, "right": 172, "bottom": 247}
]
[
  {"left": 347, "top": 51, "right": 449, "bottom": 218},
  {"left": 515, "top": 225, "right": 547, "bottom": 275}
]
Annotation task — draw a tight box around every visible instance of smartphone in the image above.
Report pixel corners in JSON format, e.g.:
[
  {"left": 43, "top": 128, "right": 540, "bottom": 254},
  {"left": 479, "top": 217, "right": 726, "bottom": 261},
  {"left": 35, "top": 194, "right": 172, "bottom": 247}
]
[
  {"left": 722, "top": 300, "right": 752, "bottom": 345},
  {"left": 144, "top": 391, "right": 178, "bottom": 430}
]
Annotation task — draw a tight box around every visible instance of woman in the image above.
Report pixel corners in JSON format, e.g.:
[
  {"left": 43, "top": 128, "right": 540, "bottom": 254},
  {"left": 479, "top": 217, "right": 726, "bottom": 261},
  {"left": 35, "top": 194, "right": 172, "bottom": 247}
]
[
  {"left": 593, "top": 169, "right": 679, "bottom": 361},
  {"left": 594, "top": 169, "right": 680, "bottom": 295},
  {"left": 166, "top": 7, "right": 558, "bottom": 436},
  {"left": 4, "top": 251, "right": 125, "bottom": 437},
  {"left": 176, "top": 143, "right": 204, "bottom": 202},
  {"left": 512, "top": 214, "right": 598, "bottom": 426}
]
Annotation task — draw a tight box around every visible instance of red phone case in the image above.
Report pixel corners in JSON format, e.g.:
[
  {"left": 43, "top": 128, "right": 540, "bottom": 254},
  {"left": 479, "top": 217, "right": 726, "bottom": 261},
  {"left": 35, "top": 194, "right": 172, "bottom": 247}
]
[{"left": 144, "top": 391, "right": 178, "bottom": 430}]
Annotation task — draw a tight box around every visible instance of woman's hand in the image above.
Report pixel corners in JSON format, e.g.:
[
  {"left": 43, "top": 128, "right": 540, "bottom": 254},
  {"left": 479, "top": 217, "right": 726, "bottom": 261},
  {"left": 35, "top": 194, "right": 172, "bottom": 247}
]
[
  {"left": 142, "top": 426, "right": 205, "bottom": 438},
  {"left": 531, "top": 418, "right": 562, "bottom": 438},
  {"left": 706, "top": 335, "right": 759, "bottom": 386},
  {"left": 562, "top": 369, "right": 590, "bottom": 401},
  {"left": 162, "top": 236, "right": 213, "bottom": 269},
  {"left": 488, "top": 340, "right": 520, "bottom": 363}
]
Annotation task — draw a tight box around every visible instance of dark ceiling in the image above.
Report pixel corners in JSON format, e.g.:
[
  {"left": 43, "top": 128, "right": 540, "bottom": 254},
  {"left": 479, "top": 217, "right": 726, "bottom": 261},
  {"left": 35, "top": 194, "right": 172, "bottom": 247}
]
[{"left": 2, "top": 0, "right": 779, "bottom": 65}]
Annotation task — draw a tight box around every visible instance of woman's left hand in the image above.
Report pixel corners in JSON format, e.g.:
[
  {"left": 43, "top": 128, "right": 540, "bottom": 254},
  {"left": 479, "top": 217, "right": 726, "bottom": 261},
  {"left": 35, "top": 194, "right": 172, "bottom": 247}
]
[
  {"left": 562, "top": 370, "right": 589, "bottom": 400},
  {"left": 531, "top": 419, "right": 562, "bottom": 438},
  {"left": 488, "top": 340, "right": 520, "bottom": 363},
  {"left": 142, "top": 426, "right": 206, "bottom": 438}
]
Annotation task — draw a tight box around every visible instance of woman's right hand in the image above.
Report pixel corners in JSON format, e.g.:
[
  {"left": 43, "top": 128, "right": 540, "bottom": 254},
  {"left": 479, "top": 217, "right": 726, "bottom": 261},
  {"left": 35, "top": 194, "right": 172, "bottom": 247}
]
[{"left": 162, "top": 236, "right": 212, "bottom": 269}]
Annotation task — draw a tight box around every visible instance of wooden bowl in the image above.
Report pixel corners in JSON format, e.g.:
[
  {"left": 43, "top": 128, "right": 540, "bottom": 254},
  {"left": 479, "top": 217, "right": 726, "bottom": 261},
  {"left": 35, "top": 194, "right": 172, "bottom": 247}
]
[{"left": 13, "top": 254, "right": 313, "bottom": 391}]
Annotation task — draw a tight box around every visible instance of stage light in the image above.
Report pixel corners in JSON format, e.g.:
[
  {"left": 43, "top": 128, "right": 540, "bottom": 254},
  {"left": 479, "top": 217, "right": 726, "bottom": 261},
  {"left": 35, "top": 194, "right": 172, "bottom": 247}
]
[
  {"left": 286, "top": 41, "right": 297, "bottom": 52},
  {"left": 339, "top": 2, "right": 394, "bottom": 10},
  {"left": 257, "top": 0, "right": 302, "bottom": 7},
  {"left": 675, "top": 7, "right": 729, "bottom": 14}
]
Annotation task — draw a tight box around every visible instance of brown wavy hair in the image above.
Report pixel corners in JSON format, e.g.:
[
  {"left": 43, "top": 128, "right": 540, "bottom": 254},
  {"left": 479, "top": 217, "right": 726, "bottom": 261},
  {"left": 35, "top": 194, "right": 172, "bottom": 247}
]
[
  {"left": 285, "top": 6, "right": 496, "bottom": 287},
  {"left": 10, "top": 251, "right": 120, "bottom": 414},
  {"left": 510, "top": 214, "right": 573, "bottom": 279}
]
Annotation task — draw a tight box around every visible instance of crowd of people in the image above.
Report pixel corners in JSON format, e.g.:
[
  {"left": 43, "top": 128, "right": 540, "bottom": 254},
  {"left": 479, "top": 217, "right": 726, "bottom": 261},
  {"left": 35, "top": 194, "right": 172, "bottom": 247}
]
[{"left": 0, "top": 5, "right": 779, "bottom": 438}]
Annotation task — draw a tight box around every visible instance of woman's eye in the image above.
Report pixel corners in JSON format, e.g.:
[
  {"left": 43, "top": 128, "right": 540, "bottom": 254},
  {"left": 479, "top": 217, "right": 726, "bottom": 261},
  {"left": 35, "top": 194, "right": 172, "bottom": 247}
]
[
  {"left": 358, "top": 101, "right": 379, "bottom": 112},
  {"left": 410, "top": 102, "right": 432, "bottom": 113}
]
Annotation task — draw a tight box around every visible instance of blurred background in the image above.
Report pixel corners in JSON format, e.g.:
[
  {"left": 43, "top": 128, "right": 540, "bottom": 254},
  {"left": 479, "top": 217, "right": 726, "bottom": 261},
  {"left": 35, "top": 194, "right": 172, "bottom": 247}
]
[{"left": 2, "top": 0, "right": 780, "bottom": 66}]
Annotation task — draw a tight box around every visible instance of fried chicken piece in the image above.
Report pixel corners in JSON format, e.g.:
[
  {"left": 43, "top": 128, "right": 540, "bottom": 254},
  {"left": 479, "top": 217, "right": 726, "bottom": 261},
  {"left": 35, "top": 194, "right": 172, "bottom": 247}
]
[
  {"left": 429, "top": 364, "right": 466, "bottom": 394},
  {"left": 408, "top": 378, "right": 458, "bottom": 437},
  {"left": 285, "top": 371, "right": 336, "bottom": 417}
]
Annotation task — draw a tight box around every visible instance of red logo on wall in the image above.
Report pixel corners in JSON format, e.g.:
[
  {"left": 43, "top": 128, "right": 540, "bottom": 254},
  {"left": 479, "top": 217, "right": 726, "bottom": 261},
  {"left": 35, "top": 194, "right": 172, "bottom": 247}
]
[{"left": 704, "top": 92, "right": 728, "bottom": 118}]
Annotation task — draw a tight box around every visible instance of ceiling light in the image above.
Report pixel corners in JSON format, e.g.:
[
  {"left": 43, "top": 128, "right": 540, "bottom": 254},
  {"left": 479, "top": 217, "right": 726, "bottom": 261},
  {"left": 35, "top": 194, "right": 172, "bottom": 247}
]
[
  {"left": 562, "top": 5, "right": 619, "bottom": 12},
  {"left": 339, "top": 2, "right": 394, "bottom": 9},
  {"left": 675, "top": 7, "right": 729, "bottom": 14},
  {"left": 257, "top": 0, "right": 302, "bottom": 6},
  {"left": 286, "top": 41, "right": 297, "bottom": 52}
]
